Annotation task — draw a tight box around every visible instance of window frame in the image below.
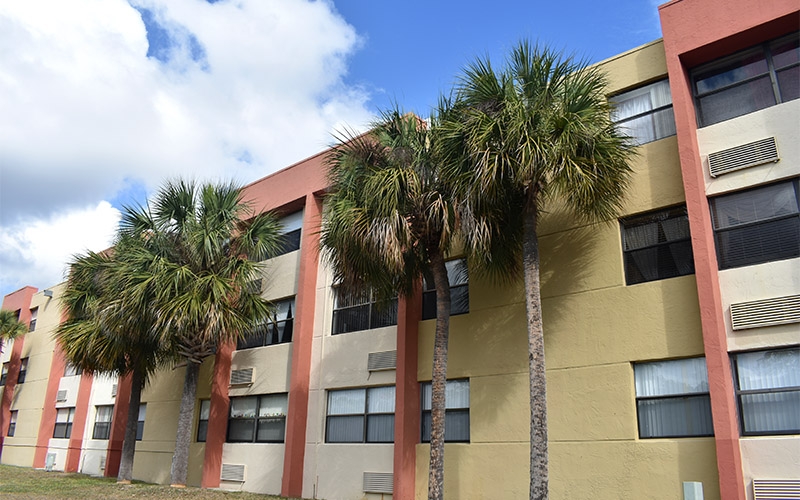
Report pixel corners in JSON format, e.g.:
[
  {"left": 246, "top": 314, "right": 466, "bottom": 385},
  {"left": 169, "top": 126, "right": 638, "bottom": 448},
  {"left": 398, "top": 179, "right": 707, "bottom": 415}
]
[
  {"left": 331, "top": 287, "right": 397, "bottom": 335},
  {"left": 732, "top": 346, "right": 800, "bottom": 436},
  {"left": 709, "top": 179, "right": 800, "bottom": 270},
  {"left": 197, "top": 399, "right": 210, "bottom": 442},
  {"left": 28, "top": 307, "right": 38, "bottom": 332},
  {"left": 692, "top": 32, "right": 800, "bottom": 127},
  {"left": 609, "top": 78, "right": 676, "bottom": 145},
  {"left": 325, "top": 386, "right": 396, "bottom": 444},
  {"left": 53, "top": 407, "right": 76, "bottom": 439},
  {"left": 633, "top": 357, "right": 714, "bottom": 439},
  {"left": 136, "top": 403, "right": 146, "bottom": 441},
  {"left": 226, "top": 393, "right": 288, "bottom": 444},
  {"left": 237, "top": 297, "right": 295, "bottom": 350},
  {"left": 420, "top": 379, "right": 470, "bottom": 443},
  {"left": 620, "top": 205, "right": 695, "bottom": 285},
  {"left": 7, "top": 410, "right": 18, "bottom": 437},
  {"left": 422, "top": 258, "right": 470, "bottom": 321},
  {"left": 0, "top": 362, "right": 8, "bottom": 386},
  {"left": 92, "top": 405, "right": 114, "bottom": 440},
  {"left": 17, "top": 357, "right": 28, "bottom": 384},
  {"left": 64, "top": 363, "right": 82, "bottom": 377}
]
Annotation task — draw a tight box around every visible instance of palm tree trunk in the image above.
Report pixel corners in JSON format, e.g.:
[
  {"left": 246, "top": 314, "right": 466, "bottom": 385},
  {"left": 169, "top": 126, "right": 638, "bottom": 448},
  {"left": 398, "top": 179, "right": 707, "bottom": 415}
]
[
  {"left": 118, "top": 368, "right": 144, "bottom": 483},
  {"left": 427, "top": 249, "right": 451, "bottom": 500},
  {"left": 170, "top": 360, "right": 199, "bottom": 487},
  {"left": 523, "top": 197, "right": 548, "bottom": 500}
]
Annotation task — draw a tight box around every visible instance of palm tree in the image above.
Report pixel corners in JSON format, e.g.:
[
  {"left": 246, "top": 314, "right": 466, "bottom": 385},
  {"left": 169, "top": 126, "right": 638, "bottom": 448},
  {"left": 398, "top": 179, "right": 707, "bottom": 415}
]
[
  {"left": 322, "top": 110, "right": 472, "bottom": 500},
  {"left": 56, "top": 237, "right": 169, "bottom": 483},
  {"left": 0, "top": 309, "right": 27, "bottom": 354},
  {"left": 117, "top": 180, "right": 283, "bottom": 487},
  {"left": 443, "top": 42, "right": 636, "bottom": 500}
]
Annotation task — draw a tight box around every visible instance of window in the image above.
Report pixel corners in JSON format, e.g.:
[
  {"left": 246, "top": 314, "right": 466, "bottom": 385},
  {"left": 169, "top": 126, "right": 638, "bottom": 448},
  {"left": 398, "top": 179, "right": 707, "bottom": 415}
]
[
  {"left": 421, "top": 379, "right": 470, "bottom": 443},
  {"left": 197, "top": 399, "right": 210, "bottom": 442},
  {"left": 136, "top": 404, "right": 146, "bottom": 441},
  {"left": 733, "top": 347, "right": 799, "bottom": 435},
  {"left": 634, "top": 358, "right": 714, "bottom": 438},
  {"left": 710, "top": 180, "right": 799, "bottom": 270},
  {"left": 326, "top": 386, "right": 395, "bottom": 443},
  {"left": 53, "top": 407, "right": 76, "bottom": 439},
  {"left": 64, "top": 363, "right": 82, "bottom": 377},
  {"left": 610, "top": 79, "right": 676, "bottom": 145},
  {"left": 0, "top": 362, "right": 8, "bottom": 386},
  {"left": 275, "top": 211, "right": 303, "bottom": 257},
  {"left": 227, "top": 394, "right": 287, "bottom": 443},
  {"left": 422, "top": 259, "right": 469, "bottom": 320},
  {"left": 17, "top": 358, "right": 28, "bottom": 384},
  {"left": 332, "top": 287, "right": 397, "bottom": 335},
  {"left": 693, "top": 32, "right": 799, "bottom": 127},
  {"left": 237, "top": 297, "right": 295, "bottom": 349},
  {"left": 28, "top": 307, "right": 38, "bottom": 331},
  {"left": 621, "top": 206, "right": 694, "bottom": 285},
  {"left": 7, "top": 410, "right": 17, "bottom": 437},
  {"left": 92, "top": 405, "right": 113, "bottom": 440}
]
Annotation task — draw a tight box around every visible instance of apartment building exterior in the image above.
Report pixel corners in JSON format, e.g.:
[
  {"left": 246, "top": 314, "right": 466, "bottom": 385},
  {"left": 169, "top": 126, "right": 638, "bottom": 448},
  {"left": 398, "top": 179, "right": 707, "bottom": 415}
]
[{"left": 1, "top": 1, "right": 797, "bottom": 499}]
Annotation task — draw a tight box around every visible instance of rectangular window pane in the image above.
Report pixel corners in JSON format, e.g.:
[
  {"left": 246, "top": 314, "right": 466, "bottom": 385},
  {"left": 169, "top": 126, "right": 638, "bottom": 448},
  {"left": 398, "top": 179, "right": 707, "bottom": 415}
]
[
  {"left": 444, "top": 410, "right": 470, "bottom": 441},
  {"left": 366, "top": 414, "right": 394, "bottom": 443},
  {"left": 256, "top": 417, "right": 286, "bottom": 442},
  {"left": 610, "top": 79, "right": 676, "bottom": 145},
  {"left": 332, "top": 305, "right": 370, "bottom": 334},
  {"left": 711, "top": 182, "right": 798, "bottom": 230},
  {"left": 326, "top": 415, "right": 365, "bottom": 443},
  {"left": 328, "top": 389, "right": 366, "bottom": 415},
  {"left": 259, "top": 394, "right": 288, "bottom": 418},
  {"left": 421, "top": 380, "right": 470, "bottom": 442},
  {"left": 422, "top": 259, "right": 470, "bottom": 320},
  {"left": 227, "top": 419, "right": 255, "bottom": 442},
  {"left": 634, "top": 358, "right": 709, "bottom": 397},
  {"left": 367, "top": 386, "right": 395, "bottom": 413},
  {"left": 622, "top": 207, "right": 694, "bottom": 285},
  {"left": 230, "top": 397, "right": 257, "bottom": 418}
]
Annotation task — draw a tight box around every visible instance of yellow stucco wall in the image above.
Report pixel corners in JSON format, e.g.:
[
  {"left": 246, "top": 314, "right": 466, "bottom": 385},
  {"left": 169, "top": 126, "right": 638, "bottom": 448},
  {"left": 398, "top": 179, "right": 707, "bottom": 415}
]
[{"left": 414, "top": 39, "right": 720, "bottom": 499}]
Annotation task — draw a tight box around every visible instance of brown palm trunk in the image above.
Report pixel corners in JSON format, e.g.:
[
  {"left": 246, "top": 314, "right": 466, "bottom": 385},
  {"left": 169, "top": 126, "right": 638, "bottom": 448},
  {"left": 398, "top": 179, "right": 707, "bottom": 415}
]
[
  {"left": 170, "top": 360, "right": 199, "bottom": 487},
  {"left": 523, "top": 198, "right": 548, "bottom": 500},
  {"left": 117, "top": 367, "right": 144, "bottom": 482},
  {"left": 427, "top": 249, "right": 451, "bottom": 500}
]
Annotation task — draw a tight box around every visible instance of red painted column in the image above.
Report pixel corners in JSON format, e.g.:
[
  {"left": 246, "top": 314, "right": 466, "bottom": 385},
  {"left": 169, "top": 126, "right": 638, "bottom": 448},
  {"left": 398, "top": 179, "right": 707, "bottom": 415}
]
[
  {"left": 66, "top": 372, "right": 94, "bottom": 472},
  {"left": 0, "top": 287, "right": 36, "bottom": 458},
  {"left": 394, "top": 289, "right": 421, "bottom": 500},
  {"left": 201, "top": 342, "right": 233, "bottom": 488},
  {"left": 105, "top": 373, "right": 132, "bottom": 478},
  {"left": 281, "top": 193, "right": 322, "bottom": 498},
  {"left": 33, "top": 346, "right": 68, "bottom": 468}
]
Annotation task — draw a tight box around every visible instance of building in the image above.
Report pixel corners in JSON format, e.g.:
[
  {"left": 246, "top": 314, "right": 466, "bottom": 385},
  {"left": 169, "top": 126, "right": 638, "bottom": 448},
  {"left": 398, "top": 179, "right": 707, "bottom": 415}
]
[{"left": 1, "top": 0, "right": 798, "bottom": 498}]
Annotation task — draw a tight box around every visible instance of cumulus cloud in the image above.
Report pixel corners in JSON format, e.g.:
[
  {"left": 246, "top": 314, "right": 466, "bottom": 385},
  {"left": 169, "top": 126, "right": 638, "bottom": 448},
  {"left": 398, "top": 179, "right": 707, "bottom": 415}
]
[{"left": 0, "top": 0, "right": 373, "bottom": 295}]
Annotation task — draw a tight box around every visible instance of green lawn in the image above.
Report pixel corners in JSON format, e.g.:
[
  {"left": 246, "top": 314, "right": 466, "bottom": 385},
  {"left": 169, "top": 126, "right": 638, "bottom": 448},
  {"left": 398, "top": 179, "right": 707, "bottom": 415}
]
[{"left": 0, "top": 465, "right": 301, "bottom": 500}]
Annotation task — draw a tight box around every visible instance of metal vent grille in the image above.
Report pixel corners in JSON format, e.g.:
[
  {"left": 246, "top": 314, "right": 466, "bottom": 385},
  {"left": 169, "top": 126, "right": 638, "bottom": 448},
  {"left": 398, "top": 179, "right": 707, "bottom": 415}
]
[
  {"left": 111, "top": 384, "right": 118, "bottom": 397},
  {"left": 753, "top": 479, "right": 800, "bottom": 499},
  {"left": 707, "top": 137, "right": 779, "bottom": 177},
  {"left": 363, "top": 472, "right": 393, "bottom": 494},
  {"left": 368, "top": 350, "right": 397, "bottom": 371},
  {"left": 220, "top": 463, "right": 246, "bottom": 482},
  {"left": 730, "top": 295, "right": 800, "bottom": 330},
  {"left": 230, "top": 368, "right": 254, "bottom": 385},
  {"left": 56, "top": 390, "right": 68, "bottom": 402},
  {"left": 99, "top": 456, "right": 107, "bottom": 470}
]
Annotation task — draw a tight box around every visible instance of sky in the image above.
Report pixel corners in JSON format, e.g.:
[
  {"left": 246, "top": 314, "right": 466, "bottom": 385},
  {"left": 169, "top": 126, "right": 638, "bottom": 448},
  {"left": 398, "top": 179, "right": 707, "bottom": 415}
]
[{"left": 0, "top": 0, "right": 663, "bottom": 299}]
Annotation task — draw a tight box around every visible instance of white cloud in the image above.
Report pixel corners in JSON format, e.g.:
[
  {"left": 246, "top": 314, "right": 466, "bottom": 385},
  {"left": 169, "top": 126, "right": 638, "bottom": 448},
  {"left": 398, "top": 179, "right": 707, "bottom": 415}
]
[
  {"left": 0, "top": 202, "right": 121, "bottom": 293},
  {"left": 0, "top": 0, "right": 373, "bottom": 295}
]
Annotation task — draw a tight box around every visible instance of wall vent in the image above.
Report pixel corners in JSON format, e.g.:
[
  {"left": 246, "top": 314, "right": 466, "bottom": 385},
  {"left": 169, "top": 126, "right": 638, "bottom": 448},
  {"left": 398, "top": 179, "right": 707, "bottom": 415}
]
[
  {"left": 730, "top": 294, "right": 800, "bottom": 330},
  {"left": 111, "top": 384, "right": 118, "bottom": 397},
  {"left": 56, "top": 390, "right": 68, "bottom": 402},
  {"left": 99, "top": 456, "right": 107, "bottom": 471},
  {"left": 368, "top": 350, "right": 397, "bottom": 371},
  {"left": 363, "top": 472, "right": 393, "bottom": 494},
  {"left": 753, "top": 479, "right": 800, "bottom": 500},
  {"left": 707, "top": 137, "right": 779, "bottom": 177},
  {"left": 230, "top": 368, "right": 254, "bottom": 386},
  {"left": 220, "top": 463, "right": 246, "bottom": 482}
]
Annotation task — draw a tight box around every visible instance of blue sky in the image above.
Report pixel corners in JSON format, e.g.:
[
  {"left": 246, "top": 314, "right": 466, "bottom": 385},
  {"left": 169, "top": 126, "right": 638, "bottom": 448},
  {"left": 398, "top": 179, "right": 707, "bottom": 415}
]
[{"left": 0, "top": 0, "right": 663, "bottom": 298}]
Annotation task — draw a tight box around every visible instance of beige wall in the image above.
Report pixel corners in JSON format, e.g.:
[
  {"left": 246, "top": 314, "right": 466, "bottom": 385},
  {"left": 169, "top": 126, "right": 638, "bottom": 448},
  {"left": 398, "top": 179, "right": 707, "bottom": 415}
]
[{"left": 413, "top": 40, "right": 721, "bottom": 499}]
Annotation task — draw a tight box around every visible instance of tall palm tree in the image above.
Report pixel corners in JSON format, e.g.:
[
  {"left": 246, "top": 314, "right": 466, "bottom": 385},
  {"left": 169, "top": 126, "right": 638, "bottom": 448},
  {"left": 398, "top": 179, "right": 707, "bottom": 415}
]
[
  {"left": 0, "top": 309, "right": 27, "bottom": 354},
  {"left": 443, "top": 42, "right": 636, "bottom": 500},
  {"left": 322, "top": 110, "right": 472, "bottom": 500},
  {"left": 56, "top": 238, "right": 169, "bottom": 483},
  {"left": 118, "top": 180, "right": 283, "bottom": 487}
]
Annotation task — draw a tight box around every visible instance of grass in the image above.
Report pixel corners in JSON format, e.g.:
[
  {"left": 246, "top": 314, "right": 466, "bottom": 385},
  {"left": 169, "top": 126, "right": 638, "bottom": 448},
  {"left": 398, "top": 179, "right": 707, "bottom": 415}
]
[{"left": 0, "top": 465, "right": 302, "bottom": 500}]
